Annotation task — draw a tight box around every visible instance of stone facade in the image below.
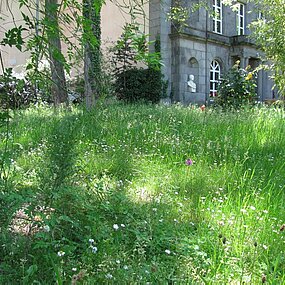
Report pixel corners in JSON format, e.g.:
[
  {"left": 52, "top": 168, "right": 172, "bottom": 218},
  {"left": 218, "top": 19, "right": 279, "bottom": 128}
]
[{"left": 150, "top": 0, "right": 276, "bottom": 104}]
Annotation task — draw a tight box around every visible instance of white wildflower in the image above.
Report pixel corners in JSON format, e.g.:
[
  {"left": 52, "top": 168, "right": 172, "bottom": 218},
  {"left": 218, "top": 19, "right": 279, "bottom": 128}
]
[
  {"left": 193, "top": 245, "right": 199, "bottom": 250},
  {"left": 57, "top": 251, "right": 65, "bottom": 257},
  {"left": 113, "top": 224, "right": 119, "bottom": 230},
  {"left": 106, "top": 273, "right": 113, "bottom": 279},
  {"left": 43, "top": 225, "right": 50, "bottom": 232},
  {"left": 165, "top": 249, "right": 171, "bottom": 254},
  {"left": 91, "top": 246, "right": 98, "bottom": 253}
]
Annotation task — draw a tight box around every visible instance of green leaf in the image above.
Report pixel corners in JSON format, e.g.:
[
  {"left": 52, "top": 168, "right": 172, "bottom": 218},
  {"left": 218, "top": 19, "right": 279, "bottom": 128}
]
[{"left": 26, "top": 265, "right": 38, "bottom": 276}]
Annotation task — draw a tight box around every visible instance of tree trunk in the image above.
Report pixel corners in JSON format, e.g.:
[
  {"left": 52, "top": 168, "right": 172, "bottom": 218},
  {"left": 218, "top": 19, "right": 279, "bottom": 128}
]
[
  {"left": 83, "top": 0, "right": 102, "bottom": 108},
  {"left": 45, "top": 0, "right": 68, "bottom": 105}
]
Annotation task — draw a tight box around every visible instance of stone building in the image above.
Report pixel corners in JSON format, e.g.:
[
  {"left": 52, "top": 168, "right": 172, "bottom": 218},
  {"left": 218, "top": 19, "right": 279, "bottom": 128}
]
[{"left": 149, "top": 0, "right": 276, "bottom": 104}]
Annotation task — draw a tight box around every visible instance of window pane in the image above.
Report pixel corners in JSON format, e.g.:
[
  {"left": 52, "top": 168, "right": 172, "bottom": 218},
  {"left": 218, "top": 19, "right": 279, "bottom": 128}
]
[
  {"left": 213, "top": 0, "right": 222, "bottom": 34},
  {"left": 240, "top": 5, "right": 244, "bottom": 15},
  {"left": 217, "top": 11, "right": 221, "bottom": 20}
]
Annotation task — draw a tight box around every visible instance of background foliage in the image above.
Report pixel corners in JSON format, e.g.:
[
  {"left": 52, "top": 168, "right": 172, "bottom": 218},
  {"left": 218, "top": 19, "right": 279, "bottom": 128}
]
[
  {"left": 215, "top": 62, "right": 257, "bottom": 109},
  {"left": 115, "top": 67, "right": 166, "bottom": 103},
  {"left": 249, "top": 0, "right": 285, "bottom": 98}
]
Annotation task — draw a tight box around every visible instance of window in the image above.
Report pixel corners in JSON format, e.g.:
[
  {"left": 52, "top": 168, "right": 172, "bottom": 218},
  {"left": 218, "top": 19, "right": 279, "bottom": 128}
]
[
  {"left": 237, "top": 3, "right": 245, "bottom": 35},
  {"left": 210, "top": 60, "right": 221, "bottom": 96},
  {"left": 213, "top": 0, "right": 222, "bottom": 34},
  {"left": 258, "top": 11, "right": 265, "bottom": 21}
]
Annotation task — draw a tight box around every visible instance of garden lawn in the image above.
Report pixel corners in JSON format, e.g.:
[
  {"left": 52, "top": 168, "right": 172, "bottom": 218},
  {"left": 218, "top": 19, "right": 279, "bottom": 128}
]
[{"left": 0, "top": 102, "right": 285, "bottom": 284}]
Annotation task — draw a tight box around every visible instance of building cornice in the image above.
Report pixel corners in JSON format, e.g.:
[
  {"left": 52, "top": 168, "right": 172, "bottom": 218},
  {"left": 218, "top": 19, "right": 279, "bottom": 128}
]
[{"left": 169, "top": 28, "right": 257, "bottom": 49}]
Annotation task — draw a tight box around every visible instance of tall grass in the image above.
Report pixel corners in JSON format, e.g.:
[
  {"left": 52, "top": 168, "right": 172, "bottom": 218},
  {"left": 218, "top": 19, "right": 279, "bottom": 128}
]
[{"left": 0, "top": 102, "right": 285, "bottom": 284}]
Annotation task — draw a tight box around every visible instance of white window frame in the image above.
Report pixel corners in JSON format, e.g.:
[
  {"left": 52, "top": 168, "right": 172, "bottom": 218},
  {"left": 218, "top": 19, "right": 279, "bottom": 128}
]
[
  {"left": 258, "top": 11, "right": 265, "bottom": 21},
  {"left": 210, "top": 60, "right": 221, "bottom": 96},
  {"left": 213, "top": 0, "right": 223, "bottom": 34},
  {"left": 237, "top": 3, "right": 245, "bottom": 35}
]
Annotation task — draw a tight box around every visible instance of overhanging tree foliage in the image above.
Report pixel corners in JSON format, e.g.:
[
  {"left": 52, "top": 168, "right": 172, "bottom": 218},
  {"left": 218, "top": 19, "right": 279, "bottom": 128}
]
[{"left": 249, "top": 0, "right": 285, "bottom": 98}]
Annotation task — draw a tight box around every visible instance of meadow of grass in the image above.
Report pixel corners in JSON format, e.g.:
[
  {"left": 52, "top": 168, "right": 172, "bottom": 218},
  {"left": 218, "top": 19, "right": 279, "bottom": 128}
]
[{"left": 0, "top": 102, "right": 285, "bottom": 284}]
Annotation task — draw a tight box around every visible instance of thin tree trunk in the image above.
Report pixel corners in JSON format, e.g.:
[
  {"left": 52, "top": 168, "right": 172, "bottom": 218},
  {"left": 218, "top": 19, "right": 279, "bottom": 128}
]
[
  {"left": 45, "top": 0, "right": 68, "bottom": 105},
  {"left": 84, "top": 48, "right": 94, "bottom": 107},
  {"left": 83, "top": 0, "right": 102, "bottom": 108}
]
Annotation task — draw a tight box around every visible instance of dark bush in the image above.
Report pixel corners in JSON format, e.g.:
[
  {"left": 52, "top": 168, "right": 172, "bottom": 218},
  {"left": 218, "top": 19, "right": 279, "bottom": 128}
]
[
  {"left": 115, "top": 67, "right": 167, "bottom": 103},
  {"left": 0, "top": 68, "right": 38, "bottom": 109}
]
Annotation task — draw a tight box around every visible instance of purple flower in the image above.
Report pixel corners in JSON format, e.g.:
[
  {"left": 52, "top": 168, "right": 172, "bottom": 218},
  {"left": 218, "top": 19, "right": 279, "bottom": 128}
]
[{"left": 185, "top": 159, "right": 193, "bottom": 166}]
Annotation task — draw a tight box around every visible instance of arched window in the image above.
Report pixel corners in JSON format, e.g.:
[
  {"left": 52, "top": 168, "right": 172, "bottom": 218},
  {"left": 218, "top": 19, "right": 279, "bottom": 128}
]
[{"left": 210, "top": 60, "right": 221, "bottom": 96}]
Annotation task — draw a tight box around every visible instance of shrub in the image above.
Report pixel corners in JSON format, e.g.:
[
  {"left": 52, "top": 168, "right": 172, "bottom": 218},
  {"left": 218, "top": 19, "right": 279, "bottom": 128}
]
[
  {"left": 115, "top": 67, "right": 167, "bottom": 103},
  {"left": 112, "top": 24, "right": 164, "bottom": 104},
  {"left": 0, "top": 68, "right": 38, "bottom": 109},
  {"left": 214, "top": 62, "right": 257, "bottom": 109}
]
